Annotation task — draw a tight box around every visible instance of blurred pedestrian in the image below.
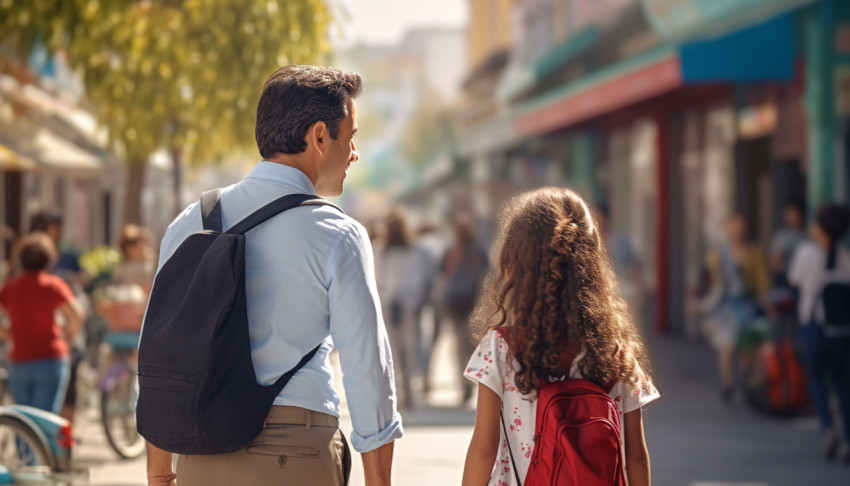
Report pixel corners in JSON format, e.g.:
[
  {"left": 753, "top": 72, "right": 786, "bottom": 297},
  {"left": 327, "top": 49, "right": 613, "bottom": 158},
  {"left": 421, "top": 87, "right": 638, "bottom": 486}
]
[
  {"left": 596, "top": 203, "right": 644, "bottom": 328},
  {"left": 461, "top": 188, "right": 658, "bottom": 486},
  {"left": 416, "top": 219, "right": 448, "bottom": 397},
  {"left": 29, "top": 211, "right": 87, "bottom": 287},
  {"left": 376, "top": 207, "right": 433, "bottom": 408},
  {"left": 768, "top": 199, "right": 808, "bottom": 340},
  {"left": 695, "top": 213, "right": 772, "bottom": 404},
  {"left": 770, "top": 199, "right": 807, "bottom": 287},
  {"left": 112, "top": 224, "right": 156, "bottom": 293},
  {"left": 788, "top": 204, "right": 850, "bottom": 462},
  {"left": 0, "top": 232, "right": 83, "bottom": 414},
  {"left": 28, "top": 211, "right": 90, "bottom": 424},
  {"left": 95, "top": 224, "right": 156, "bottom": 336},
  {"left": 439, "top": 212, "right": 488, "bottom": 405},
  {"left": 1, "top": 225, "right": 15, "bottom": 283}
]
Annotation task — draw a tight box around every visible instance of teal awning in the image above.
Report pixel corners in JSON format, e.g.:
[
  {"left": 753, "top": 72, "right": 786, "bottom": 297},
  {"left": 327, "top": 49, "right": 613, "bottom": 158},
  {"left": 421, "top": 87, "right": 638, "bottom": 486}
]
[
  {"left": 497, "top": 26, "right": 599, "bottom": 101},
  {"left": 534, "top": 26, "right": 599, "bottom": 79}
]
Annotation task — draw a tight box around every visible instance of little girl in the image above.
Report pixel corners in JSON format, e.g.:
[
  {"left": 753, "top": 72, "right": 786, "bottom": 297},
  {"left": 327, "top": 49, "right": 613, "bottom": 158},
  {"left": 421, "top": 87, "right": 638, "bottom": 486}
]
[{"left": 461, "top": 188, "right": 660, "bottom": 486}]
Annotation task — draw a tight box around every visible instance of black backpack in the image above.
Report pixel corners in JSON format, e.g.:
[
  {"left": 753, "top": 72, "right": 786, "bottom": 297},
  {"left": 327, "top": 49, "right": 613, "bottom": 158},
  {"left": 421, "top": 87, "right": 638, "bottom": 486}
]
[{"left": 136, "top": 189, "right": 340, "bottom": 454}]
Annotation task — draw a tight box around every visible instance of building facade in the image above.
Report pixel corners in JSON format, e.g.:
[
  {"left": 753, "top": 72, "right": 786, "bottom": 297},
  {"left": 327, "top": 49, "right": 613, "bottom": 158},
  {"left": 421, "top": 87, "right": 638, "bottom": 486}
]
[{"left": 458, "top": 0, "right": 850, "bottom": 335}]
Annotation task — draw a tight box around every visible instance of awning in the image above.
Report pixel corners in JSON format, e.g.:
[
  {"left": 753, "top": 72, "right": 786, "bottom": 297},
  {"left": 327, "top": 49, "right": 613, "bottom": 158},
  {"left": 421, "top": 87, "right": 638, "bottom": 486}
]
[
  {"left": 641, "top": 0, "right": 817, "bottom": 42},
  {"left": 514, "top": 46, "right": 682, "bottom": 138},
  {"left": 679, "top": 13, "right": 795, "bottom": 82},
  {"left": 0, "top": 142, "right": 36, "bottom": 171},
  {"left": 535, "top": 26, "right": 599, "bottom": 80},
  {"left": 497, "top": 26, "right": 599, "bottom": 101},
  {"left": 0, "top": 123, "right": 103, "bottom": 174},
  {"left": 31, "top": 129, "right": 102, "bottom": 172}
]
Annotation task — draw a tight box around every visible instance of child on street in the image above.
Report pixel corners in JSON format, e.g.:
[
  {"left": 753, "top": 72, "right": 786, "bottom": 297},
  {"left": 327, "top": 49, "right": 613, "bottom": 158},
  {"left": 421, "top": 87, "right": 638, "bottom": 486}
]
[{"left": 461, "top": 187, "right": 659, "bottom": 486}]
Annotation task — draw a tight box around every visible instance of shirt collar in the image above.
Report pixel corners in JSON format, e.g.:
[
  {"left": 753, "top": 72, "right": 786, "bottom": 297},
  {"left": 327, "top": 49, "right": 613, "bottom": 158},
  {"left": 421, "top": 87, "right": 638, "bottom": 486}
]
[{"left": 245, "top": 161, "right": 317, "bottom": 196}]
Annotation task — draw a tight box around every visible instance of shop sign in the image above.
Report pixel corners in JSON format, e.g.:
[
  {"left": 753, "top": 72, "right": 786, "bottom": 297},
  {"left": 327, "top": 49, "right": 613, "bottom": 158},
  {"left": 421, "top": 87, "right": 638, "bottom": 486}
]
[{"left": 737, "top": 102, "right": 777, "bottom": 139}]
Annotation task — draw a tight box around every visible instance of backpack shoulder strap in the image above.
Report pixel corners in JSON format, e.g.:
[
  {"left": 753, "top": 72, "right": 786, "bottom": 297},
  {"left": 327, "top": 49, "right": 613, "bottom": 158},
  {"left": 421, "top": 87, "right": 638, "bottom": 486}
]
[
  {"left": 200, "top": 189, "right": 223, "bottom": 232},
  {"left": 500, "top": 409, "right": 523, "bottom": 485},
  {"left": 226, "top": 194, "right": 343, "bottom": 235}
]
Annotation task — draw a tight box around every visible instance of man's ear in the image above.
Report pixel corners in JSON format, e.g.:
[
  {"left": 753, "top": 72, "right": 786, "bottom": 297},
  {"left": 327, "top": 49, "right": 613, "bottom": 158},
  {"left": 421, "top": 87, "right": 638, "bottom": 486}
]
[{"left": 306, "top": 121, "right": 329, "bottom": 156}]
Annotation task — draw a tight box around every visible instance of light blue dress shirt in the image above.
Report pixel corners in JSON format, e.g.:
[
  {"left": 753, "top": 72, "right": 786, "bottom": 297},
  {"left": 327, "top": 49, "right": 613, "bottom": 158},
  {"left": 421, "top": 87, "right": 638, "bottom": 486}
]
[{"left": 151, "top": 161, "right": 403, "bottom": 452}]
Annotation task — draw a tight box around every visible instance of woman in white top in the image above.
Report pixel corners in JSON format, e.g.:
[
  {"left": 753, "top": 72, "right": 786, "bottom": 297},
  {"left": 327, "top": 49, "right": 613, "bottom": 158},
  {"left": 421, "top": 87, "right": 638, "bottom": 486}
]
[
  {"left": 788, "top": 203, "right": 850, "bottom": 463},
  {"left": 461, "top": 188, "right": 659, "bottom": 486},
  {"left": 376, "top": 208, "right": 433, "bottom": 409}
]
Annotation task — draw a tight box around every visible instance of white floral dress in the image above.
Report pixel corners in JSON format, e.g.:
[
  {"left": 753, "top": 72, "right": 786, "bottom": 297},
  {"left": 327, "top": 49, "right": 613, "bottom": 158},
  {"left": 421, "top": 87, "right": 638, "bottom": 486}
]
[{"left": 464, "top": 329, "right": 660, "bottom": 486}]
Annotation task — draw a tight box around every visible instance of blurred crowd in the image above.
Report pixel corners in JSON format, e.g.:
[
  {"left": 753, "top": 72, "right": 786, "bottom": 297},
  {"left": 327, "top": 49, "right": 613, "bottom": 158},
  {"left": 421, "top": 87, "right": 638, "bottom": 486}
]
[
  {"left": 370, "top": 208, "right": 487, "bottom": 409},
  {"left": 688, "top": 200, "right": 850, "bottom": 461},
  {"left": 369, "top": 201, "right": 649, "bottom": 411},
  {"left": 0, "top": 212, "right": 155, "bottom": 429},
  {"left": 2, "top": 196, "right": 850, "bottom": 464}
]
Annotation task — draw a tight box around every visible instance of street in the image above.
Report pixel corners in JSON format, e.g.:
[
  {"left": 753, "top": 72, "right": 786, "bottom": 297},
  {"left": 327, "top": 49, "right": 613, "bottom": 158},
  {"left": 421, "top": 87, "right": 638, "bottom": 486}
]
[{"left": 63, "top": 332, "right": 850, "bottom": 485}]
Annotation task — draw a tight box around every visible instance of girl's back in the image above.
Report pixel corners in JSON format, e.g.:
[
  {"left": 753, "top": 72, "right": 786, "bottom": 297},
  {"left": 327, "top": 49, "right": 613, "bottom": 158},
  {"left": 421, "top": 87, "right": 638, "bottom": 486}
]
[
  {"left": 465, "top": 329, "right": 658, "bottom": 485},
  {"left": 461, "top": 187, "right": 659, "bottom": 486}
]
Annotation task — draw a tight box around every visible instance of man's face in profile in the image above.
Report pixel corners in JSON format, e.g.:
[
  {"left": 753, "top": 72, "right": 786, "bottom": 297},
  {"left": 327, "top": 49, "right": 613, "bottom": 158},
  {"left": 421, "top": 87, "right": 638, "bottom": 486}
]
[{"left": 315, "top": 101, "right": 359, "bottom": 197}]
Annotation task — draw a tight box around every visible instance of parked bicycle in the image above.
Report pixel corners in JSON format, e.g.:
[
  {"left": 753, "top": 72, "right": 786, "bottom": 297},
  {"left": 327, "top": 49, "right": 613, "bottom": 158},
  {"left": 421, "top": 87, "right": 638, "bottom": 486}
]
[{"left": 0, "top": 405, "right": 73, "bottom": 472}]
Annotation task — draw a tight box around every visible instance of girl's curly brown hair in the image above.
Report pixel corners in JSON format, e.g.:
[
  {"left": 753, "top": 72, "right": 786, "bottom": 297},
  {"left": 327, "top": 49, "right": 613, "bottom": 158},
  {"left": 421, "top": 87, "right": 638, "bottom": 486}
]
[{"left": 471, "top": 187, "right": 652, "bottom": 396}]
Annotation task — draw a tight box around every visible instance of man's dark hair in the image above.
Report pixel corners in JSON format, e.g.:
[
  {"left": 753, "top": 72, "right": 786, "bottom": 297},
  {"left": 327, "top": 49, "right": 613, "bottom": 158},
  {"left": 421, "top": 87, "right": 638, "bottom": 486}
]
[
  {"left": 29, "top": 210, "right": 63, "bottom": 233},
  {"left": 255, "top": 65, "right": 362, "bottom": 158},
  {"left": 18, "top": 232, "right": 57, "bottom": 271}
]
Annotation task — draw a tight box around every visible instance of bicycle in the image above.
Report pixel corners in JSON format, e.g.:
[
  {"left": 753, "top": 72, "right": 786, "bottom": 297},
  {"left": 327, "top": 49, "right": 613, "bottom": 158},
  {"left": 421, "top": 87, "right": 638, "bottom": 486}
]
[
  {"left": 98, "top": 332, "right": 144, "bottom": 459},
  {"left": 0, "top": 405, "right": 73, "bottom": 472},
  {"left": 95, "top": 292, "right": 147, "bottom": 460}
]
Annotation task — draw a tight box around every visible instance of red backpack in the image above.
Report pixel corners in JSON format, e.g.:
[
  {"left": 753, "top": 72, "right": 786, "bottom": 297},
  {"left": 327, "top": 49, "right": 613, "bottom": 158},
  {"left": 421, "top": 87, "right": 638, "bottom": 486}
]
[{"left": 502, "top": 379, "right": 626, "bottom": 485}]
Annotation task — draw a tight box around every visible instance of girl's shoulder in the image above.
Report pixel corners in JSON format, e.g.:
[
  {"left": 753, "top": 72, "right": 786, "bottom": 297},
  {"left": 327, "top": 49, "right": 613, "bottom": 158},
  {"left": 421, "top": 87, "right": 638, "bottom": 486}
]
[{"left": 479, "top": 327, "right": 510, "bottom": 357}]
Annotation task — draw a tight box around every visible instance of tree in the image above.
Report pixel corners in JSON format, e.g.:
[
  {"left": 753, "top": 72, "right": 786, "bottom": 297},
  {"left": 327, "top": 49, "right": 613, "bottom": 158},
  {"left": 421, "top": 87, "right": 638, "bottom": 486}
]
[{"left": 0, "top": 0, "right": 333, "bottom": 224}]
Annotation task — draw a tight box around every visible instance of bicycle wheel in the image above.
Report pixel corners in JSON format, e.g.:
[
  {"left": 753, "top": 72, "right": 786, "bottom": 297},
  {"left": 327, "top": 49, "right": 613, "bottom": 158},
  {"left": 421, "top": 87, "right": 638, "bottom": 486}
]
[
  {"left": 100, "top": 363, "right": 145, "bottom": 459},
  {"left": 0, "top": 416, "right": 53, "bottom": 470}
]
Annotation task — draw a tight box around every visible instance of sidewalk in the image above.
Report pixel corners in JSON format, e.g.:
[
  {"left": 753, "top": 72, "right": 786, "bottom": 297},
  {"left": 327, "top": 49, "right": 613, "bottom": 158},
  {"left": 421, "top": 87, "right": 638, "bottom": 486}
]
[
  {"left": 72, "top": 330, "right": 850, "bottom": 485},
  {"left": 645, "top": 334, "right": 850, "bottom": 485}
]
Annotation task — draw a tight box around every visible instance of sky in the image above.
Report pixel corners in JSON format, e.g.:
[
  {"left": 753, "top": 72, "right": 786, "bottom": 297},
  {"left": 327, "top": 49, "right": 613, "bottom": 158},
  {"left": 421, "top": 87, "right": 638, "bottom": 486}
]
[{"left": 329, "top": 0, "right": 468, "bottom": 47}]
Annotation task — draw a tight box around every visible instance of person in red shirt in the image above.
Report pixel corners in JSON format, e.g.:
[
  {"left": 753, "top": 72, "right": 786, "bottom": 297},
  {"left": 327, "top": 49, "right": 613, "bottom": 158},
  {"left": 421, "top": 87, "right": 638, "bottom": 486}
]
[{"left": 0, "top": 232, "right": 83, "bottom": 413}]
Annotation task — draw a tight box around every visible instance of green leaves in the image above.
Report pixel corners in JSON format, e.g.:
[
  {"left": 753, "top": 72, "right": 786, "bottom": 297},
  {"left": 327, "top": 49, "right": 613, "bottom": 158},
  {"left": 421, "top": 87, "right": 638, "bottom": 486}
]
[{"left": 1, "top": 0, "right": 333, "bottom": 165}]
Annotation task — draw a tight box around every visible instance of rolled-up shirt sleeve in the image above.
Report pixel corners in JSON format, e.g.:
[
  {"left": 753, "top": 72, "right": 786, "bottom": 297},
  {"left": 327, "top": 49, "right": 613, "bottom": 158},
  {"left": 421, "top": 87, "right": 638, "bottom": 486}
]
[{"left": 327, "top": 222, "right": 403, "bottom": 452}]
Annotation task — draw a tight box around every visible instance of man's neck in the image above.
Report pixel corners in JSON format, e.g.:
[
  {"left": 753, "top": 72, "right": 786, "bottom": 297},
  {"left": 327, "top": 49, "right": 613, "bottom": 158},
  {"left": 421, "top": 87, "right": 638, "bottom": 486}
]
[{"left": 265, "top": 153, "right": 317, "bottom": 187}]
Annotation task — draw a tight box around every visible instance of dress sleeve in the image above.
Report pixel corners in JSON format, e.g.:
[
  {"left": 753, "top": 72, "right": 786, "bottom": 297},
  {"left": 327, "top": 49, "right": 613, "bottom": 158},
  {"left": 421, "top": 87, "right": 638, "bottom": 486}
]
[
  {"left": 463, "top": 329, "right": 505, "bottom": 397},
  {"left": 611, "top": 362, "right": 660, "bottom": 414}
]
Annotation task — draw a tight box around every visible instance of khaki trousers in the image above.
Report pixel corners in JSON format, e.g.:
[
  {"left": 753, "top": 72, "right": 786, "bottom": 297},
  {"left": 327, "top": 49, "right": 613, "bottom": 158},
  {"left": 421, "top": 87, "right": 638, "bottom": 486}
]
[{"left": 177, "top": 406, "right": 348, "bottom": 486}]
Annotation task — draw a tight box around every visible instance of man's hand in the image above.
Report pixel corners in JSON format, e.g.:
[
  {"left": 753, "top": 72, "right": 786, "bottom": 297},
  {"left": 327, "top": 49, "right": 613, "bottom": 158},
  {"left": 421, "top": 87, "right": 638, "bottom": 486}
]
[
  {"left": 146, "top": 441, "right": 175, "bottom": 486},
  {"left": 362, "top": 441, "right": 394, "bottom": 486}
]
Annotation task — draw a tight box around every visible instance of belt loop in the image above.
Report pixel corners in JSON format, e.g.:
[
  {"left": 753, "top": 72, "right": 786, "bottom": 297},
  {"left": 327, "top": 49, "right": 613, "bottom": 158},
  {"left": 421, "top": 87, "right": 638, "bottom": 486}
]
[{"left": 305, "top": 409, "right": 312, "bottom": 429}]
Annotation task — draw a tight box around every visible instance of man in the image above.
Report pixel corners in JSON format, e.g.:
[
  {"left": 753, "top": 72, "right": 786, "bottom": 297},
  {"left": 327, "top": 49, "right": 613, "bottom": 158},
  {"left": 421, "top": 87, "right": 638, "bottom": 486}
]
[
  {"left": 145, "top": 65, "right": 402, "bottom": 486},
  {"left": 770, "top": 199, "right": 807, "bottom": 287}
]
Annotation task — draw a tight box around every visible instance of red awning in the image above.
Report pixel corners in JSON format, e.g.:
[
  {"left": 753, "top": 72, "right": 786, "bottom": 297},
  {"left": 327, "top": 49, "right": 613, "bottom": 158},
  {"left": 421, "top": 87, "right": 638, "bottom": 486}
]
[{"left": 514, "top": 51, "right": 683, "bottom": 138}]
